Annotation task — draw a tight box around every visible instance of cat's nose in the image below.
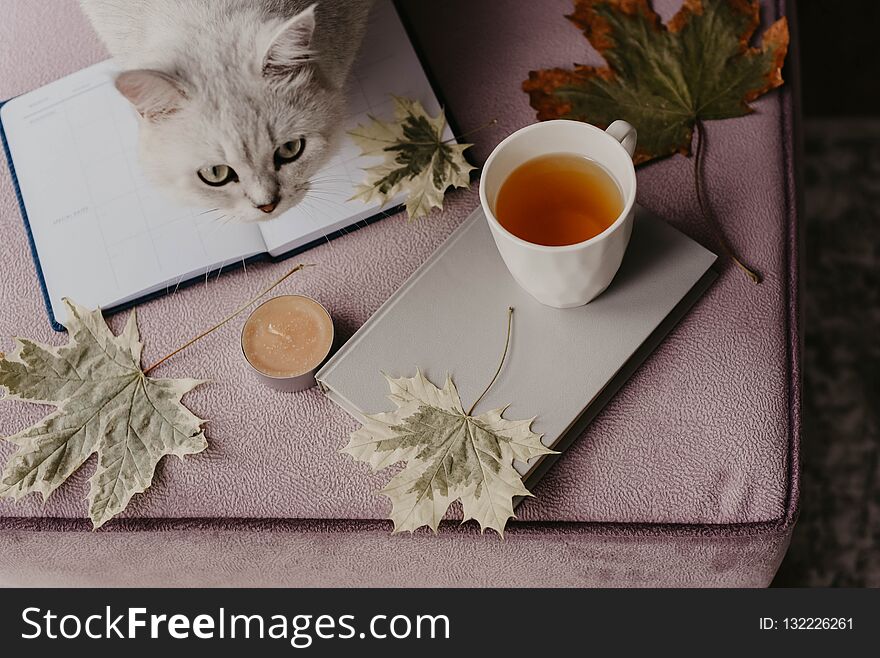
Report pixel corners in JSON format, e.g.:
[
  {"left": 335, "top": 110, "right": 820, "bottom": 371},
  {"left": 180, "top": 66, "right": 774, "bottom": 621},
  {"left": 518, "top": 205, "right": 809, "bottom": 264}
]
[{"left": 257, "top": 198, "right": 280, "bottom": 214}]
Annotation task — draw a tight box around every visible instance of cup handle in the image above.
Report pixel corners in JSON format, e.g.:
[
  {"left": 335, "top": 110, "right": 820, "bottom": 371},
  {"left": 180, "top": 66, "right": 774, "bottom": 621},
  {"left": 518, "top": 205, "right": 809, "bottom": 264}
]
[{"left": 606, "top": 120, "right": 637, "bottom": 159}]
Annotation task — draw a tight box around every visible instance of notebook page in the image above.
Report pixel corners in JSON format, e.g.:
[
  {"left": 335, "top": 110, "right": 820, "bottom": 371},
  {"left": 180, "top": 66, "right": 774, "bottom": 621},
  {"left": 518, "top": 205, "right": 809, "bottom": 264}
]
[
  {"left": 258, "top": 0, "right": 454, "bottom": 256},
  {"left": 1, "top": 61, "right": 266, "bottom": 324}
]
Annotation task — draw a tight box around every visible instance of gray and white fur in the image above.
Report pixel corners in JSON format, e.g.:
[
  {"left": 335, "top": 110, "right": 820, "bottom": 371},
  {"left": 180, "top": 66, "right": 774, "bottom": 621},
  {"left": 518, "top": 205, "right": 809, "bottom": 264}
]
[{"left": 80, "top": 0, "right": 373, "bottom": 222}]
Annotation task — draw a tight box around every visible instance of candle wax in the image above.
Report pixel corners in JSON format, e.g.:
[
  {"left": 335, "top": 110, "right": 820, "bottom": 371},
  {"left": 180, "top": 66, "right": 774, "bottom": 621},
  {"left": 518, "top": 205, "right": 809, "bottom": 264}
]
[{"left": 242, "top": 296, "right": 333, "bottom": 378}]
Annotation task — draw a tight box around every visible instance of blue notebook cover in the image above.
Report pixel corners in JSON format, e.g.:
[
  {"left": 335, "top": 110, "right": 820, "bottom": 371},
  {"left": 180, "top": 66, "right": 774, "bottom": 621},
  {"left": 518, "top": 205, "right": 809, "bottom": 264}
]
[{"left": 0, "top": 1, "right": 459, "bottom": 332}]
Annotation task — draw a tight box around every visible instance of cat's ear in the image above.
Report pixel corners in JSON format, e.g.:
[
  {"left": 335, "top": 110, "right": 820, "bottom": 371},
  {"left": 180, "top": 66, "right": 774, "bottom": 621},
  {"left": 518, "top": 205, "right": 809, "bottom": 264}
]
[
  {"left": 261, "top": 4, "right": 317, "bottom": 80},
  {"left": 115, "top": 70, "right": 187, "bottom": 121}
]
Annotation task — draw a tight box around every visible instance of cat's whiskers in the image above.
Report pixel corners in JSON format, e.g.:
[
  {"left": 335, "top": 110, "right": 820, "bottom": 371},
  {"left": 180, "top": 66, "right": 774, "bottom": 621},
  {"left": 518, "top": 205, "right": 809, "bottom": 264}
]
[
  {"left": 171, "top": 274, "right": 186, "bottom": 297},
  {"left": 303, "top": 191, "right": 345, "bottom": 205},
  {"left": 305, "top": 182, "right": 349, "bottom": 194},
  {"left": 307, "top": 187, "right": 396, "bottom": 228},
  {"left": 323, "top": 194, "right": 396, "bottom": 232},
  {"left": 301, "top": 189, "right": 351, "bottom": 212},
  {"left": 296, "top": 197, "right": 337, "bottom": 251},
  {"left": 302, "top": 188, "right": 349, "bottom": 204},
  {"left": 300, "top": 191, "right": 369, "bottom": 237},
  {"left": 307, "top": 174, "right": 350, "bottom": 185},
  {"left": 197, "top": 214, "right": 230, "bottom": 243}
]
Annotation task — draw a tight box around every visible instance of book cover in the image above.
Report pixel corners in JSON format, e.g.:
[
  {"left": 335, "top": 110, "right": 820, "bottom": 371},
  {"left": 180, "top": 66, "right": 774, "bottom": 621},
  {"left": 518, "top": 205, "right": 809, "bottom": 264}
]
[{"left": 317, "top": 205, "right": 718, "bottom": 484}]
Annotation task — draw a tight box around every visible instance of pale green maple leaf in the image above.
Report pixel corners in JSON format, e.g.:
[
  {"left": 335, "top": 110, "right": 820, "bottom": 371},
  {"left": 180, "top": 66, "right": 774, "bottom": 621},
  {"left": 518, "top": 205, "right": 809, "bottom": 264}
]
[
  {"left": 349, "top": 96, "right": 474, "bottom": 220},
  {"left": 0, "top": 299, "right": 207, "bottom": 528},
  {"left": 342, "top": 370, "right": 555, "bottom": 537}
]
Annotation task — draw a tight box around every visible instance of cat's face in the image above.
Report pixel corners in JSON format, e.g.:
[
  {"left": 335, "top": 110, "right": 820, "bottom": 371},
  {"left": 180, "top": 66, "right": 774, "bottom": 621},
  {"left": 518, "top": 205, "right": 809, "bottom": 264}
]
[{"left": 115, "top": 5, "right": 340, "bottom": 223}]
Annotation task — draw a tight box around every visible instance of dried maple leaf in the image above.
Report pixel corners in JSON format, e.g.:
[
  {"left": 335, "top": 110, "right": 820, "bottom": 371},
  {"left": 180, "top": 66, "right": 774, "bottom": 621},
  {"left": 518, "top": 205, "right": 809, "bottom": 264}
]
[
  {"left": 523, "top": 0, "right": 789, "bottom": 165},
  {"left": 349, "top": 96, "right": 474, "bottom": 220},
  {"left": 342, "top": 370, "right": 555, "bottom": 537},
  {"left": 0, "top": 299, "right": 207, "bottom": 528}
]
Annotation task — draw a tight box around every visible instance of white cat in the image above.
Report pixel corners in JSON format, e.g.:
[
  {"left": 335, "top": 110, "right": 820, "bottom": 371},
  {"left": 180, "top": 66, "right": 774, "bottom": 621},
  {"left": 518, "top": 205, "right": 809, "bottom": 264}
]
[{"left": 80, "top": 0, "right": 373, "bottom": 222}]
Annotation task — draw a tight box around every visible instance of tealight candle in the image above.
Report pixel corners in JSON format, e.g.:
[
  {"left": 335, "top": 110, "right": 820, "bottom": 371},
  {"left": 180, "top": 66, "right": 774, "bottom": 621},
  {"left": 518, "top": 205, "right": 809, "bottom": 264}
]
[{"left": 241, "top": 295, "right": 334, "bottom": 392}]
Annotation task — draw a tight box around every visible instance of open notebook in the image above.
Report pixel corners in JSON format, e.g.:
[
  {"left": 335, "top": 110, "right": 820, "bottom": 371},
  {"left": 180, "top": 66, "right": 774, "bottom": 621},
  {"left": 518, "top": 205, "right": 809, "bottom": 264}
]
[{"left": 0, "top": 0, "right": 450, "bottom": 330}]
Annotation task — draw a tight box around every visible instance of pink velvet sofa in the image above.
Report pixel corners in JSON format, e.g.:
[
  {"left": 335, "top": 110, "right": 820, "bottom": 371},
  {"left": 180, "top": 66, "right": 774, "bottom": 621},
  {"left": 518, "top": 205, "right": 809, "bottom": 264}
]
[{"left": 0, "top": 0, "right": 799, "bottom": 587}]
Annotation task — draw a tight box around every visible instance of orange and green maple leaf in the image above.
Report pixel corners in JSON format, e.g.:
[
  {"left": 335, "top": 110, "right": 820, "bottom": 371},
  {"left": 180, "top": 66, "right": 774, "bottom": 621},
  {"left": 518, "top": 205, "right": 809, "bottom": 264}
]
[{"left": 524, "top": 0, "right": 789, "bottom": 165}]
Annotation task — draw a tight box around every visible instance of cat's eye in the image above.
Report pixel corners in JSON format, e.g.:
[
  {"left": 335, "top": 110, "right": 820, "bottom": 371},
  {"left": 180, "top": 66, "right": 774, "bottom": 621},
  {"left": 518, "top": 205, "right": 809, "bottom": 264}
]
[
  {"left": 197, "top": 164, "right": 238, "bottom": 187},
  {"left": 274, "top": 138, "right": 305, "bottom": 168}
]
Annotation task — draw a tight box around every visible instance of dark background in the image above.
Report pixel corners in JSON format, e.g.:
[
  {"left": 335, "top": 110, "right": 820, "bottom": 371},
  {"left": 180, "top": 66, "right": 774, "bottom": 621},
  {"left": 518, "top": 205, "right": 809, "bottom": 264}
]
[
  {"left": 772, "top": 1, "right": 880, "bottom": 585},
  {"left": 798, "top": 1, "right": 880, "bottom": 116}
]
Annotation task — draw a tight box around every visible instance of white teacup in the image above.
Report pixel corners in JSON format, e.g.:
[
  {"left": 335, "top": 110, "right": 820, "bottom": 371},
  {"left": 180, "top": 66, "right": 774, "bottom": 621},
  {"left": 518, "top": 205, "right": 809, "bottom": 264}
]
[{"left": 479, "top": 119, "right": 637, "bottom": 308}]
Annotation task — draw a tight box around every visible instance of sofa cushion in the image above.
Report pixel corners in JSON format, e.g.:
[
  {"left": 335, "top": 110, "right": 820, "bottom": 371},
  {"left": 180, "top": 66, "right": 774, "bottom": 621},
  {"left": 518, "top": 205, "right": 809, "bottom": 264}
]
[{"left": 0, "top": 0, "right": 799, "bottom": 586}]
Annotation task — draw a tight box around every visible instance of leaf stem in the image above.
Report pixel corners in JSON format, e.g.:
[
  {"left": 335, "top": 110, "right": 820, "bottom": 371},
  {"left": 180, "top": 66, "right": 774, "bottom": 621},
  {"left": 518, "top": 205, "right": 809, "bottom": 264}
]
[
  {"left": 412, "top": 117, "right": 499, "bottom": 147},
  {"left": 693, "top": 120, "right": 761, "bottom": 284},
  {"left": 354, "top": 117, "right": 498, "bottom": 150},
  {"left": 142, "top": 263, "right": 313, "bottom": 375},
  {"left": 467, "top": 307, "right": 514, "bottom": 416},
  {"left": 441, "top": 117, "right": 498, "bottom": 145}
]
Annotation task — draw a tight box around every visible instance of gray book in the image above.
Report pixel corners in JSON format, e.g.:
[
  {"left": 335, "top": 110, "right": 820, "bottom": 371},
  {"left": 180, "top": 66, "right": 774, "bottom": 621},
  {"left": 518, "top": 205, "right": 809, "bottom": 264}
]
[{"left": 317, "top": 206, "right": 717, "bottom": 488}]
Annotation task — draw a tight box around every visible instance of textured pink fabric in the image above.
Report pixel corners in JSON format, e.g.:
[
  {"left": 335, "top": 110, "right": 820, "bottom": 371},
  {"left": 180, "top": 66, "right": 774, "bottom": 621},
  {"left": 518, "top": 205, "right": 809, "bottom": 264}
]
[
  {"left": 0, "top": 519, "right": 791, "bottom": 588},
  {"left": 0, "top": 0, "right": 799, "bottom": 586}
]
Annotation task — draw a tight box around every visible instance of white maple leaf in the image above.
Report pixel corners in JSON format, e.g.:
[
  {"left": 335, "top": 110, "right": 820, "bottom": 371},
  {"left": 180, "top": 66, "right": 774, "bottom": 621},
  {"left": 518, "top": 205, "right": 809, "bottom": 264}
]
[
  {"left": 342, "top": 370, "right": 555, "bottom": 537},
  {"left": 0, "top": 299, "right": 207, "bottom": 528},
  {"left": 349, "top": 96, "right": 475, "bottom": 220}
]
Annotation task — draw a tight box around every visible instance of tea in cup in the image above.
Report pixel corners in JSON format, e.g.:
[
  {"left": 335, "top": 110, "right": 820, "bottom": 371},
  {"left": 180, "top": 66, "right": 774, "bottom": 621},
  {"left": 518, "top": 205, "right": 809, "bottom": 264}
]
[{"left": 479, "top": 119, "right": 637, "bottom": 308}]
